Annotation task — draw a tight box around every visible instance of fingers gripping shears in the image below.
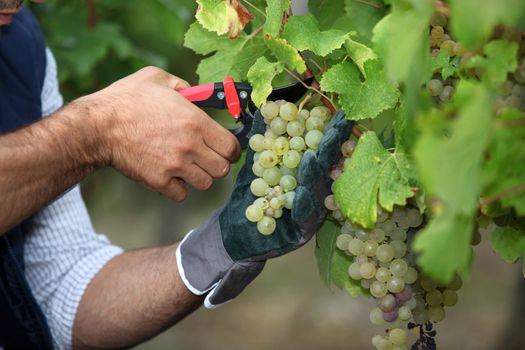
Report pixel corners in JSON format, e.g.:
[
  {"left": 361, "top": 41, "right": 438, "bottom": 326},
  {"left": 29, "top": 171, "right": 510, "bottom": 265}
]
[{"left": 179, "top": 76, "right": 313, "bottom": 148}]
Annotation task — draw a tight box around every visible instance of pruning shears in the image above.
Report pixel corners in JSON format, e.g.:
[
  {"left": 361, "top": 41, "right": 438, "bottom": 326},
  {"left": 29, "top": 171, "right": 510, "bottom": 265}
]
[{"left": 180, "top": 76, "right": 313, "bottom": 148}]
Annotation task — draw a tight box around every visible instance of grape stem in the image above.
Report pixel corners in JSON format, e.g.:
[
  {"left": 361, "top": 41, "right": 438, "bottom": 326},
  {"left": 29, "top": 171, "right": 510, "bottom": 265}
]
[
  {"left": 298, "top": 93, "right": 313, "bottom": 112},
  {"left": 241, "top": 0, "right": 266, "bottom": 18},
  {"left": 283, "top": 67, "right": 336, "bottom": 107},
  {"left": 246, "top": 25, "right": 264, "bottom": 40},
  {"left": 479, "top": 181, "right": 525, "bottom": 206}
]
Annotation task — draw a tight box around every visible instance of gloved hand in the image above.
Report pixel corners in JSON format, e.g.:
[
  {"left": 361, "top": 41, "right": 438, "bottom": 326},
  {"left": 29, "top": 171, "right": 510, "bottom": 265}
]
[{"left": 176, "top": 109, "right": 354, "bottom": 308}]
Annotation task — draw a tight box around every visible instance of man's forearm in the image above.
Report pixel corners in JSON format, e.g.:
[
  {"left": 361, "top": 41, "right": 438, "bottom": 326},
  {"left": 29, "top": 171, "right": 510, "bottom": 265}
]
[
  {"left": 0, "top": 100, "right": 105, "bottom": 234},
  {"left": 72, "top": 242, "right": 202, "bottom": 350}
]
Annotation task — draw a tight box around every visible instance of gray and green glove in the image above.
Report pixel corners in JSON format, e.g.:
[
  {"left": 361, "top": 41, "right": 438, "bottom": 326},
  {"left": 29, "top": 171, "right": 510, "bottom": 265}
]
[{"left": 176, "top": 109, "right": 354, "bottom": 308}]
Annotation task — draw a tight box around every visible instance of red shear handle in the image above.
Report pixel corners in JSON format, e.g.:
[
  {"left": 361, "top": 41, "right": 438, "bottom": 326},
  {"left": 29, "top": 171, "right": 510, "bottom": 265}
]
[
  {"left": 178, "top": 83, "right": 215, "bottom": 102},
  {"left": 223, "top": 77, "right": 241, "bottom": 120}
]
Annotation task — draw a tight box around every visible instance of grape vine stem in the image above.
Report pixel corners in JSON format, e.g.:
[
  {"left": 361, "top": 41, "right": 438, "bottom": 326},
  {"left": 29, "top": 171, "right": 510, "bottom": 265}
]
[
  {"left": 479, "top": 182, "right": 525, "bottom": 206},
  {"left": 283, "top": 67, "right": 335, "bottom": 106},
  {"left": 241, "top": 0, "right": 266, "bottom": 18}
]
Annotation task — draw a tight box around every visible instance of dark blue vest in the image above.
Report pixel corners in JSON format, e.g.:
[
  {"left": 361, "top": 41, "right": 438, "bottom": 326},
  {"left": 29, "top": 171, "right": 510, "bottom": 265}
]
[{"left": 0, "top": 8, "right": 55, "bottom": 350}]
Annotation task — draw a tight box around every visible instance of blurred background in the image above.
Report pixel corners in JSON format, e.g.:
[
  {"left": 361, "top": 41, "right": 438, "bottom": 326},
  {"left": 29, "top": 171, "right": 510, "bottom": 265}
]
[{"left": 30, "top": 1, "right": 524, "bottom": 349}]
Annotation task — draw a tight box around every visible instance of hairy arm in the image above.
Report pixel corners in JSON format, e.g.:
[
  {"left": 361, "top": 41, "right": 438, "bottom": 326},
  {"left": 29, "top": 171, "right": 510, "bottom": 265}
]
[
  {"left": 0, "top": 101, "right": 102, "bottom": 234},
  {"left": 0, "top": 66, "right": 240, "bottom": 235},
  {"left": 72, "top": 243, "right": 202, "bottom": 349}
]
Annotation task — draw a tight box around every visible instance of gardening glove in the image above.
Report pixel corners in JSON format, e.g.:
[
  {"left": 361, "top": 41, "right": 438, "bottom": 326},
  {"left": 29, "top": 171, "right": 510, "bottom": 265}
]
[{"left": 176, "top": 109, "right": 354, "bottom": 308}]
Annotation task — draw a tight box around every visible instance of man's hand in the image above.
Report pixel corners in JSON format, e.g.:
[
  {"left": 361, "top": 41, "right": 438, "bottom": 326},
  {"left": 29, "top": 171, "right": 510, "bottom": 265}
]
[
  {"left": 80, "top": 66, "right": 241, "bottom": 201},
  {"left": 0, "top": 66, "right": 240, "bottom": 234}
]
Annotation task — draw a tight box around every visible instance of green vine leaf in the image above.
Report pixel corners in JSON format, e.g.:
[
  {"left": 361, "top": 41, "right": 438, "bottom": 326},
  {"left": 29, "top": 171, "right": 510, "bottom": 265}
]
[
  {"left": 281, "top": 15, "right": 350, "bottom": 57},
  {"left": 333, "top": 132, "right": 418, "bottom": 229},
  {"left": 184, "top": 22, "right": 237, "bottom": 55},
  {"left": 344, "top": 38, "right": 377, "bottom": 76},
  {"left": 341, "top": 0, "right": 387, "bottom": 45},
  {"left": 196, "top": 0, "right": 254, "bottom": 39},
  {"left": 247, "top": 57, "right": 284, "bottom": 107},
  {"left": 432, "top": 50, "right": 459, "bottom": 81},
  {"left": 264, "top": 0, "right": 291, "bottom": 36},
  {"left": 320, "top": 60, "right": 399, "bottom": 120},
  {"left": 464, "top": 40, "right": 519, "bottom": 86},
  {"left": 264, "top": 34, "right": 307, "bottom": 73},
  {"left": 309, "top": 0, "right": 346, "bottom": 31},
  {"left": 489, "top": 226, "right": 525, "bottom": 275},
  {"left": 450, "top": 0, "right": 525, "bottom": 49}
]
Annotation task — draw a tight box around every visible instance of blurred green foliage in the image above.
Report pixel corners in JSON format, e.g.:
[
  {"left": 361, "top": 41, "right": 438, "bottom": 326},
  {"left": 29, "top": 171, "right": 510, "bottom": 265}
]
[{"left": 31, "top": 0, "right": 198, "bottom": 100}]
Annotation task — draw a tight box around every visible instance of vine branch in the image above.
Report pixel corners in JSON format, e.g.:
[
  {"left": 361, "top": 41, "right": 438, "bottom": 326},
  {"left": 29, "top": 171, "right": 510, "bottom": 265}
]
[
  {"left": 86, "top": 0, "right": 97, "bottom": 30},
  {"left": 479, "top": 182, "right": 525, "bottom": 207}
]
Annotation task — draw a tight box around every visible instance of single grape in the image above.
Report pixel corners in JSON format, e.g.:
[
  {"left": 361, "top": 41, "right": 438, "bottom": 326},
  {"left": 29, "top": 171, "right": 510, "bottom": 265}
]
[
  {"left": 370, "top": 307, "right": 385, "bottom": 325},
  {"left": 248, "top": 134, "right": 265, "bottom": 152},
  {"left": 252, "top": 162, "right": 265, "bottom": 177},
  {"left": 265, "top": 207, "right": 275, "bottom": 217},
  {"left": 280, "top": 175, "right": 297, "bottom": 191},
  {"left": 336, "top": 233, "right": 353, "bottom": 250},
  {"left": 395, "top": 286, "right": 412, "bottom": 302},
  {"left": 348, "top": 262, "right": 362, "bottom": 280},
  {"left": 376, "top": 244, "right": 395, "bottom": 263},
  {"left": 260, "top": 101, "right": 279, "bottom": 119},
  {"left": 310, "top": 106, "right": 331, "bottom": 120},
  {"left": 273, "top": 208, "right": 283, "bottom": 218},
  {"left": 440, "top": 39, "right": 456, "bottom": 55},
  {"left": 404, "top": 267, "right": 418, "bottom": 284},
  {"left": 263, "top": 137, "right": 274, "bottom": 150},
  {"left": 390, "top": 240, "right": 407, "bottom": 259},
  {"left": 398, "top": 306, "right": 412, "bottom": 321},
  {"left": 270, "top": 117, "right": 287, "bottom": 135},
  {"left": 280, "top": 102, "right": 298, "bottom": 121},
  {"left": 263, "top": 167, "right": 281, "bottom": 186},
  {"left": 283, "top": 150, "right": 301, "bottom": 168},
  {"left": 390, "top": 228, "right": 407, "bottom": 241},
  {"left": 245, "top": 204, "right": 264, "bottom": 222},
  {"left": 283, "top": 191, "right": 295, "bottom": 209},
  {"left": 439, "top": 85, "right": 455, "bottom": 102},
  {"left": 430, "top": 12, "right": 447, "bottom": 27},
  {"left": 372, "top": 335, "right": 383, "bottom": 348},
  {"left": 396, "top": 217, "right": 410, "bottom": 230},
  {"left": 264, "top": 129, "right": 277, "bottom": 139},
  {"left": 389, "top": 328, "right": 407, "bottom": 346},
  {"left": 305, "top": 130, "right": 324, "bottom": 150},
  {"left": 425, "top": 289, "right": 443, "bottom": 307},
  {"left": 370, "top": 281, "right": 388, "bottom": 298},
  {"left": 286, "top": 120, "right": 305, "bottom": 137},
  {"left": 378, "top": 294, "right": 397, "bottom": 312},
  {"left": 257, "top": 216, "right": 276, "bottom": 235},
  {"left": 381, "top": 220, "right": 396, "bottom": 234},
  {"left": 305, "top": 116, "right": 325, "bottom": 131},
  {"left": 404, "top": 297, "right": 417, "bottom": 310},
  {"left": 269, "top": 197, "right": 284, "bottom": 209},
  {"left": 442, "top": 289, "right": 458, "bottom": 307},
  {"left": 514, "top": 67, "right": 525, "bottom": 84},
  {"left": 297, "top": 109, "right": 310, "bottom": 121},
  {"left": 360, "top": 262, "right": 377, "bottom": 279},
  {"left": 250, "top": 178, "right": 269, "bottom": 196},
  {"left": 376, "top": 267, "right": 392, "bottom": 283},
  {"left": 273, "top": 136, "right": 289, "bottom": 156},
  {"left": 387, "top": 277, "right": 405, "bottom": 293},
  {"left": 361, "top": 279, "right": 371, "bottom": 289},
  {"left": 354, "top": 229, "right": 370, "bottom": 241},
  {"left": 364, "top": 240, "right": 379, "bottom": 257},
  {"left": 275, "top": 99, "right": 287, "bottom": 106},
  {"left": 340, "top": 140, "right": 356, "bottom": 157},
  {"left": 420, "top": 276, "right": 438, "bottom": 292},
  {"left": 253, "top": 197, "right": 269, "bottom": 209},
  {"left": 289, "top": 136, "right": 306, "bottom": 151},
  {"left": 412, "top": 309, "right": 429, "bottom": 325},
  {"left": 324, "top": 195, "right": 338, "bottom": 211},
  {"left": 389, "top": 259, "right": 408, "bottom": 277},
  {"left": 427, "top": 79, "right": 444, "bottom": 96},
  {"left": 376, "top": 337, "right": 394, "bottom": 350},
  {"left": 259, "top": 150, "right": 278, "bottom": 168},
  {"left": 369, "top": 228, "right": 386, "bottom": 242},
  {"left": 348, "top": 238, "right": 365, "bottom": 256},
  {"left": 428, "top": 306, "right": 446, "bottom": 322},
  {"left": 382, "top": 309, "right": 398, "bottom": 322}
]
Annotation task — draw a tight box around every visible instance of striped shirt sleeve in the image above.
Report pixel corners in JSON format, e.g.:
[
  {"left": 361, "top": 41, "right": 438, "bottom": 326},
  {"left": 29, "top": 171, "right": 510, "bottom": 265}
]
[{"left": 23, "top": 48, "right": 124, "bottom": 350}]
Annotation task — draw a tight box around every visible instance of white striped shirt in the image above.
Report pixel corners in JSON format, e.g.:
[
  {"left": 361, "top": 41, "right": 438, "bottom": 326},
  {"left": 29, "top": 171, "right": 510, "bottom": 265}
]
[{"left": 23, "top": 48, "right": 123, "bottom": 349}]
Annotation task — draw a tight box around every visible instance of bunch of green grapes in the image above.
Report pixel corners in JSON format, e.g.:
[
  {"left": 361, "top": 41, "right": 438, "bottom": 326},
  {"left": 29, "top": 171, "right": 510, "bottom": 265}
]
[
  {"left": 245, "top": 100, "right": 332, "bottom": 235},
  {"left": 324, "top": 138, "right": 464, "bottom": 350},
  {"left": 428, "top": 10, "right": 525, "bottom": 112}
]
